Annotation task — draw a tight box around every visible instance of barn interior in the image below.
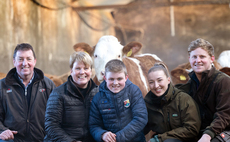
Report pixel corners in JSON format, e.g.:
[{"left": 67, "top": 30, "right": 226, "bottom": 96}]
[{"left": 0, "top": 0, "right": 229, "bottom": 76}]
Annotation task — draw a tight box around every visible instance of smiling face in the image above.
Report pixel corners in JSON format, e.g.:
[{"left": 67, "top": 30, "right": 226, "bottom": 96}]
[
  {"left": 13, "top": 50, "right": 36, "bottom": 80},
  {"left": 189, "top": 47, "right": 214, "bottom": 76},
  {"left": 71, "top": 61, "right": 92, "bottom": 88},
  {"left": 148, "top": 70, "right": 170, "bottom": 97},
  {"left": 104, "top": 71, "right": 128, "bottom": 93}
]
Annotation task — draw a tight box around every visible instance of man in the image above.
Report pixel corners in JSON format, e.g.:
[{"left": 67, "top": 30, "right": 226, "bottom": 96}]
[
  {"left": 0, "top": 43, "right": 56, "bottom": 142},
  {"left": 177, "top": 38, "right": 230, "bottom": 142}
]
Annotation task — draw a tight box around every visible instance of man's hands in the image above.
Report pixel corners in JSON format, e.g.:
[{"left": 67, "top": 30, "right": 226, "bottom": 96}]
[
  {"left": 102, "top": 131, "right": 116, "bottom": 142},
  {"left": 0, "top": 130, "right": 17, "bottom": 140},
  {"left": 198, "top": 134, "right": 211, "bottom": 142}
]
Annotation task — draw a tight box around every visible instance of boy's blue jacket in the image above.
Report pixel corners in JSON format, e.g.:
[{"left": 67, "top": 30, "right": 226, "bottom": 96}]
[{"left": 89, "top": 79, "right": 148, "bottom": 142}]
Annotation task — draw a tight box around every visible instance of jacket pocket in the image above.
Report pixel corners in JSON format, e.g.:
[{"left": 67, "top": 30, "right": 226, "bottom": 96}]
[{"left": 169, "top": 111, "right": 181, "bottom": 129}]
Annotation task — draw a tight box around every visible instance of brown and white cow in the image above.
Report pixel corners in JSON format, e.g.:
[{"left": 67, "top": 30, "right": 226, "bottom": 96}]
[
  {"left": 74, "top": 35, "right": 168, "bottom": 97},
  {"left": 171, "top": 61, "right": 222, "bottom": 85},
  {"left": 220, "top": 67, "right": 230, "bottom": 76}
]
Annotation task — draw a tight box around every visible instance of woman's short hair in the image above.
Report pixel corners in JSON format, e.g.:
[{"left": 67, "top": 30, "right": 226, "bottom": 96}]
[
  {"left": 188, "top": 38, "right": 214, "bottom": 57},
  {"left": 69, "top": 51, "right": 93, "bottom": 69},
  {"left": 105, "top": 59, "right": 127, "bottom": 76},
  {"left": 148, "top": 63, "right": 169, "bottom": 78}
]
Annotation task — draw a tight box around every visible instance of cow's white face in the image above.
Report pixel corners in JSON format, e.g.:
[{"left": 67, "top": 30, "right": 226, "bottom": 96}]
[{"left": 93, "top": 36, "right": 123, "bottom": 82}]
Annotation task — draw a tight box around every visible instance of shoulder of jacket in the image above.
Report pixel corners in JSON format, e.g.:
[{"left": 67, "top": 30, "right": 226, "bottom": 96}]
[
  {"left": 43, "top": 76, "right": 55, "bottom": 85},
  {"left": 175, "top": 89, "right": 191, "bottom": 100},
  {"left": 92, "top": 91, "right": 104, "bottom": 101},
  {"left": 127, "top": 82, "right": 141, "bottom": 93},
  {"left": 216, "top": 71, "right": 230, "bottom": 81},
  {"left": 0, "top": 78, "right": 5, "bottom": 86},
  {"left": 175, "top": 81, "right": 191, "bottom": 93}
]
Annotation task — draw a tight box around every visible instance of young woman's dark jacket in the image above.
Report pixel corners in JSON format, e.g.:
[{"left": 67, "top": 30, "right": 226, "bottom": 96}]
[
  {"left": 89, "top": 79, "right": 148, "bottom": 142},
  {"left": 177, "top": 67, "right": 230, "bottom": 139},
  {"left": 144, "top": 83, "right": 201, "bottom": 142},
  {"left": 0, "top": 68, "right": 56, "bottom": 142},
  {"left": 44, "top": 76, "right": 99, "bottom": 142}
]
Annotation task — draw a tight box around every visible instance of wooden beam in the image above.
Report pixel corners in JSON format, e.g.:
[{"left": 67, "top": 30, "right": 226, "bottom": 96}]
[{"left": 72, "top": 0, "right": 230, "bottom": 11}]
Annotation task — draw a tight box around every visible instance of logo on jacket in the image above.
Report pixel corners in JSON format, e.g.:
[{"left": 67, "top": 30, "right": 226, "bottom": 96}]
[
  {"left": 6, "top": 89, "right": 12, "bottom": 93},
  {"left": 221, "top": 133, "right": 225, "bottom": 138},
  {"left": 39, "top": 88, "right": 46, "bottom": 92},
  {"left": 124, "top": 99, "right": 130, "bottom": 108},
  {"left": 172, "top": 114, "right": 178, "bottom": 117}
]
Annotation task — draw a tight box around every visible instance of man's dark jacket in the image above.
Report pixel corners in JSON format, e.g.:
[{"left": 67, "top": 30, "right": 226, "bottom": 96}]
[
  {"left": 44, "top": 76, "right": 99, "bottom": 142},
  {"left": 177, "top": 67, "right": 230, "bottom": 139},
  {"left": 0, "top": 68, "right": 56, "bottom": 142}
]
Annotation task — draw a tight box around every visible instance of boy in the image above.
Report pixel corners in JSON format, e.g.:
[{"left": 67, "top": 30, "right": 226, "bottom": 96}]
[{"left": 89, "top": 59, "right": 148, "bottom": 142}]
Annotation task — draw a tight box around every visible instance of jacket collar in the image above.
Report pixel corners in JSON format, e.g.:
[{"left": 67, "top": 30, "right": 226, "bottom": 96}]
[
  {"left": 145, "top": 83, "right": 175, "bottom": 106},
  {"left": 67, "top": 75, "right": 97, "bottom": 98},
  {"left": 5, "top": 67, "right": 44, "bottom": 86},
  {"left": 188, "top": 67, "right": 217, "bottom": 83}
]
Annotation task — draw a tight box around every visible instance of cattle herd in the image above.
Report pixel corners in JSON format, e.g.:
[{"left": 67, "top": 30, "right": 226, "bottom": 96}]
[{"left": 0, "top": 36, "right": 230, "bottom": 93}]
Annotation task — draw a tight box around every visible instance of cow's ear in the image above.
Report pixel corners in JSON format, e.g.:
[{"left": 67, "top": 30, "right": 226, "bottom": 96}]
[
  {"left": 91, "top": 45, "right": 96, "bottom": 56},
  {"left": 73, "top": 42, "right": 94, "bottom": 56},
  {"left": 122, "top": 41, "right": 142, "bottom": 57}
]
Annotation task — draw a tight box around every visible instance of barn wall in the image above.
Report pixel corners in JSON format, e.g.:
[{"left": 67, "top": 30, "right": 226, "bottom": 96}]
[
  {"left": 0, "top": 0, "right": 115, "bottom": 75},
  {"left": 113, "top": 0, "right": 230, "bottom": 71}
]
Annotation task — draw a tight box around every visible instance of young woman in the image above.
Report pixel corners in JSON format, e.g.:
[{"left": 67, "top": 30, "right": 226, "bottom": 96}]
[{"left": 144, "top": 64, "right": 201, "bottom": 142}]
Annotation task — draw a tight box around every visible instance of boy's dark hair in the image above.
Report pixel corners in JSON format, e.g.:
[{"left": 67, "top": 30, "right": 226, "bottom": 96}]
[
  {"left": 148, "top": 63, "right": 169, "bottom": 78},
  {"left": 105, "top": 59, "right": 127, "bottom": 76},
  {"left": 188, "top": 38, "right": 214, "bottom": 57},
  {"left": 13, "top": 43, "right": 36, "bottom": 59}
]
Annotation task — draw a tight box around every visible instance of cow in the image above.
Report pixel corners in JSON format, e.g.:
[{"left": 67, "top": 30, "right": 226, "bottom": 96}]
[
  {"left": 220, "top": 67, "right": 230, "bottom": 76},
  {"left": 171, "top": 61, "right": 222, "bottom": 85},
  {"left": 44, "top": 73, "right": 64, "bottom": 87},
  {"left": 217, "top": 50, "right": 230, "bottom": 67},
  {"left": 0, "top": 72, "right": 7, "bottom": 80},
  {"left": 74, "top": 35, "right": 168, "bottom": 97}
]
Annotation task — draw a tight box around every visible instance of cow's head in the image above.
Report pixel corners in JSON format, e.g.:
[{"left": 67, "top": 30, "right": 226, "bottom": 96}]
[
  {"left": 93, "top": 36, "right": 124, "bottom": 82},
  {"left": 94, "top": 36, "right": 143, "bottom": 82},
  {"left": 73, "top": 35, "right": 142, "bottom": 83}
]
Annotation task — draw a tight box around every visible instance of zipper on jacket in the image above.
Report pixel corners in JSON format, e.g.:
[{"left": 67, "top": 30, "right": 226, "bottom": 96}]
[
  {"left": 113, "top": 94, "right": 121, "bottom": 129},
  {"left": 83, "top": 94, "right": 88, "bottom": 141},
  {"left": 167, "top": 112, "right": 172, "bottom": 130},
  {"left": 26, "top": 80, "right": 39, "bottom": 138}
]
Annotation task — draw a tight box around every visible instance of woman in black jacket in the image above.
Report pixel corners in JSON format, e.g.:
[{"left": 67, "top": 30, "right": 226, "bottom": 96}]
[{"left": 44, "top": 51, "right": 98, "bottom": 142}]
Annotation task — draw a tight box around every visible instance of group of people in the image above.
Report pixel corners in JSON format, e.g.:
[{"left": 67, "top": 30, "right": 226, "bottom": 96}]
[{"left": 0, "top": 38, "right": 229, "bottom": 142}]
